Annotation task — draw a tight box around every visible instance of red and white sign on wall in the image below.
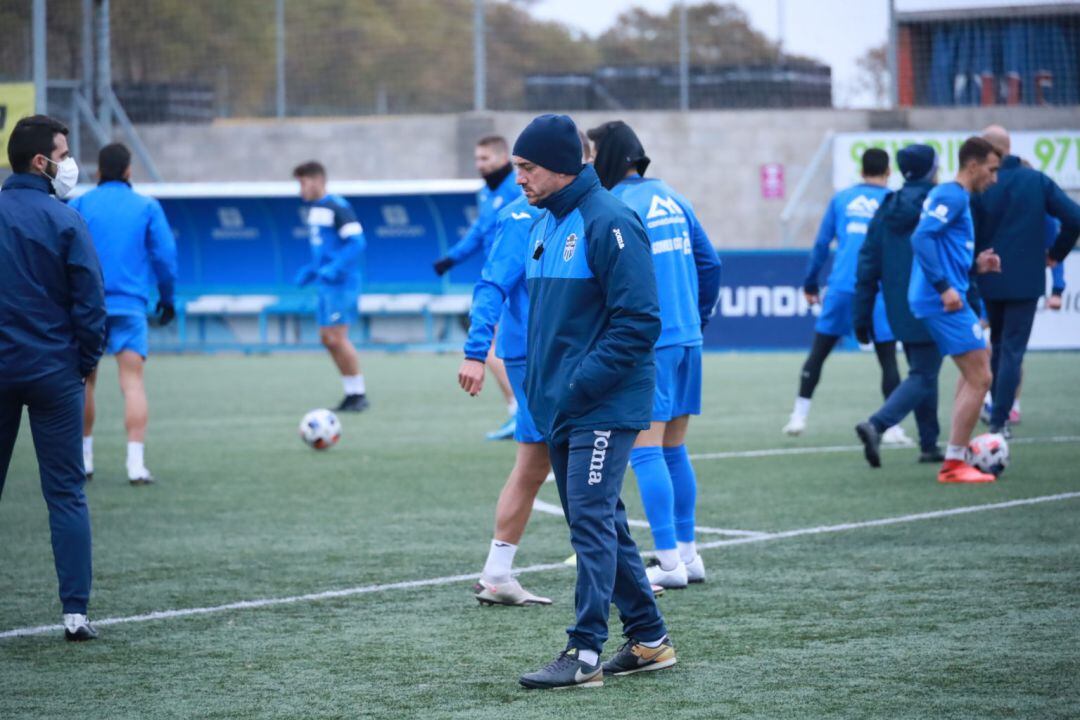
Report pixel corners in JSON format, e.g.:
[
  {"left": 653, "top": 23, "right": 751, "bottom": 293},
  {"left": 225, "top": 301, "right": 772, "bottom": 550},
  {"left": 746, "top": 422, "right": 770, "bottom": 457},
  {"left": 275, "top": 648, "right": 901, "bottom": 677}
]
[{"left": 760, "top": 163, "right": 785, "bottom": 199}]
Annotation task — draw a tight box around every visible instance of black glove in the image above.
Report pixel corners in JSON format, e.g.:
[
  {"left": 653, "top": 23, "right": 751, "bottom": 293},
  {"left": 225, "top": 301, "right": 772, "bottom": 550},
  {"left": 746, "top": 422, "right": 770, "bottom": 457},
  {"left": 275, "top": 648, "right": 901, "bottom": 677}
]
[
  {"left": 433, "top": 256, "right": 454, "bottom": 276},
  {"left": 155, "top": 300, "right": 176, "bottom": 327},
  {"left": 854, "top": 324, "right": 872, "bottom": 345},
  {"left": 803, "top": 283, "right": 820, "bottom": 296}
]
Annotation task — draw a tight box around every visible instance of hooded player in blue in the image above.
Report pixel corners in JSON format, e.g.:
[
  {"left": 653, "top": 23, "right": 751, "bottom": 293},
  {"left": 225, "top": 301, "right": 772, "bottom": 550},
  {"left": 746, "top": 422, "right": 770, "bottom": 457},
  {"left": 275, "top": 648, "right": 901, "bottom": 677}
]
[
  {"left": 589, "top": 120, "right": 721, "bottom": 591},
  {"left": 435, "top": 136, "right": 523, "bottom": 440},
  {"left": 70, "top": 143, "right": 177, "bottom": 485},
  {"left": 511, "top": 115, "right": 673, "bottom": 690},
  {"left": 292, "top": 161, "right": 368, "bottom": 413},
  {"left": 783, "top": 148, "right": 905, "bottom": 441},
  {"left": 908, "top": 137, "right": 1003, "bottom": 484}
]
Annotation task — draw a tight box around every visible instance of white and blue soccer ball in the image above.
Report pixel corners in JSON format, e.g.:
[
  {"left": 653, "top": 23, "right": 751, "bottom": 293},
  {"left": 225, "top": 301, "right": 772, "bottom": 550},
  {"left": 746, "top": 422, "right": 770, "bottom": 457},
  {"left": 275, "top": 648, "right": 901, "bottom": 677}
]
[
  {"left": 969, "top": 432, "right": 1009, "bottom": 475},
  {"left": 299, "top": 409, "right": 341, "bottom": 450}
]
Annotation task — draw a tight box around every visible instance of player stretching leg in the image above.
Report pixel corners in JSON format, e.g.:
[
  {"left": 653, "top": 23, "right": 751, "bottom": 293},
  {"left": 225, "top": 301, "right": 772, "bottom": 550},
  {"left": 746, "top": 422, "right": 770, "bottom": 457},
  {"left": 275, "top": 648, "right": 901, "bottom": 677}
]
[
  {"left": 783, "top": 149, "right": 908, "bottom": 444},
  {"left": 73, "top": 144, "right": 177, "bottom": 485},
  {"left": 434, "top": 137, "right": 522, "bottom": 439},
  {"left": 292, "top": 162, "right": 368, "bottom": 412},
  {"left": 590, "top": 121, "right": 721, "bottom": 590},
  {"left": 909, "top": 137, "right": 1002, "bottom": 484}
]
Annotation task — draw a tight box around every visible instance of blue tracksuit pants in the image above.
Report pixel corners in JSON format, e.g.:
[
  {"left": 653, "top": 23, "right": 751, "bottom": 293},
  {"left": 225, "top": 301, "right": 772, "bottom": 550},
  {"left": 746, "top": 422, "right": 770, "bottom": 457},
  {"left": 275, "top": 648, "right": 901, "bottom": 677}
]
[
  {"left": 986, "top": 299, "right": 1038, "bottom": 428},
  {"left": 0, "top": 370, "right": 93, "bottom": 615},
  {"left": 869, "top": 341, "right": 943, "bottom": 452},
  {"left": 548, "top": 428, "right": 666, "bottom": 654}
]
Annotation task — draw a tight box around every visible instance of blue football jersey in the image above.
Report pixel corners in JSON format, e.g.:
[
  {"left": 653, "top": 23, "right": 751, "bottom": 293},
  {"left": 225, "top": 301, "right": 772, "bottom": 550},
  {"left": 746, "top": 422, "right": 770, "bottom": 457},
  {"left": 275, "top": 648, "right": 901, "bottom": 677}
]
[
  {"left": 805, "top": 183, "right": 890, "bottom": 294},
  {"left": 908, "top": 182, "right": 975, "bottom": 318}
]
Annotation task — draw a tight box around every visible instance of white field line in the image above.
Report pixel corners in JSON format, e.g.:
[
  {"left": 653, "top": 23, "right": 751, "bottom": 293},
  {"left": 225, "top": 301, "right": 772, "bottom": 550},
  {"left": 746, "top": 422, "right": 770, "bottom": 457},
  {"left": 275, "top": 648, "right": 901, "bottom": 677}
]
[
  {"left": 688, "top": 434, "right": 1080, "bottom": 462},
  {"left": 531, "top": 498, "right": 768, "bottom": 538},
  {"left": 3, "top": 491, "right": 1078, "bottom": 640}
]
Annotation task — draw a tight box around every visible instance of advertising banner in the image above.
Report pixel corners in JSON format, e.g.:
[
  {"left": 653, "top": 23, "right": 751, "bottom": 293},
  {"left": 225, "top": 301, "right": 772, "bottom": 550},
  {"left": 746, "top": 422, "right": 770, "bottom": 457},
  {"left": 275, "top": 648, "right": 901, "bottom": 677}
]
[
  {"left": 0, "top": 83, "right": 35, "bottom": 169},
  {"left": 833, "top": 130, "right": 1080, "bottom": 191}
]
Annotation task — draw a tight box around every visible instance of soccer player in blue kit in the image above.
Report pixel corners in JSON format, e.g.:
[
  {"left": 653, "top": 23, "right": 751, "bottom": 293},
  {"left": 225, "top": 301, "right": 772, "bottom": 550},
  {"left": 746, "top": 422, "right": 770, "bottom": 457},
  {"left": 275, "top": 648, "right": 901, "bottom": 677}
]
[
  {"left": 784, "top": 149, "right": 907, "bottom": 443},
  {"left": 909, "top": 137, "right": 1003, "bottom": 484},
  {"left": 589, "top": 120, "right": 721, "bottom": 590},
  {"left": 292, "top": 161, "right": 369, "bottom": 412},
  {"left": 511, "top": 115, "right": 673, "bottom": 690},
  {"left": 436, "top": 136, "right": 523, "bottom": 440},
  {"left": 73, "top": 143, "right": 177, "bottom": 484}
]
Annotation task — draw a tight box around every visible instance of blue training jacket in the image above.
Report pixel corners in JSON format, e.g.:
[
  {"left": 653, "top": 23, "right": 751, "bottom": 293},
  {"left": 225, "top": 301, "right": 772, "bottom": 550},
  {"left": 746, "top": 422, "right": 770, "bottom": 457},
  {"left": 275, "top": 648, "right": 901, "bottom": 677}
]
[
  {"left": 300, "top": 194, "right": 366, "bottom": 288},
  {"left": 612, "top": 175, "right": 721, "bottom": 348},
  {"left": 0, "top": 173, "right": 106, "bottom": 380},
  {"left": 464, "top": 195, "right": 540, "bottom": 363},
  {"left": 70, "top": 181, "right": 177, "bottom": 316},
  {"left": 446, "top": 168, "right": 522, "bottom": 265},
  {"left": 524, "top": 164, "right": 661, "bottom": 443},
  {"left": 804, "top": 183, "right": 890, "bottom": 294},
  {"left": 909, "top": 181, "right": 975, "bottom": 318}
]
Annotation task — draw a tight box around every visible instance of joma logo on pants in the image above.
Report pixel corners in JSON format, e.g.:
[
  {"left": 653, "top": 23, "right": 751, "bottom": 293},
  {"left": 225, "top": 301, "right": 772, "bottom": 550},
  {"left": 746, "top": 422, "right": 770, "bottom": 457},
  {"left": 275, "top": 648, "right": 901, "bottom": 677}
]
[{"left": 589, "top": 431, "right": 612, "bottom": 485}]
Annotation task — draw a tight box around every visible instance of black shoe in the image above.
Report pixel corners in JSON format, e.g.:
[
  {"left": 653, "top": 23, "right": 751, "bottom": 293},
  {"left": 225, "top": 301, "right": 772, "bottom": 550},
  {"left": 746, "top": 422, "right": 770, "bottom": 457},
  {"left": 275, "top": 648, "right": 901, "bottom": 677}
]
[
  {"left": 336, "top": 394, "right": 369, "bottom": 413},
  {"left": 855, "top": 422, "right": 882, "bottom": 468},
  {"left": 519, "top": 648, "right": 603, "bottom": 689},
  {"left": 918, "top": 447, "right": 946, "bottom": 463},
  {"left": 602, "top": 635, "right": 677, "bottom": 676},
  {"left": 63, "top": 614, "right": 98, "bottom": 642}
]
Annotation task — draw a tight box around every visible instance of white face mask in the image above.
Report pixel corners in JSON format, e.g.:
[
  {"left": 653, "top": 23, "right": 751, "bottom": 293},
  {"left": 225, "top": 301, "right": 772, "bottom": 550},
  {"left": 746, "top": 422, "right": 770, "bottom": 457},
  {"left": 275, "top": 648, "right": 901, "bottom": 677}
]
[{"left": 43, "top": 156, "right": 79, "bottom": 198}]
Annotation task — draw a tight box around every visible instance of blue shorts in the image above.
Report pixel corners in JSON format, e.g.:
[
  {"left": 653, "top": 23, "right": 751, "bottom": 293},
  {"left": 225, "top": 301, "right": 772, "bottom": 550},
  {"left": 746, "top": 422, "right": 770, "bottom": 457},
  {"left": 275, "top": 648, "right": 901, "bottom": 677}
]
[
  {"left": 652, "top": 344, "right": 702, "bottom": 422},
  {"left": 505, "top": 359, "right": 544, "bottom": 443},
  {"left": 921, "top": 307, "right": 987, "bottom": 357},
  {"left": 317, "top": 286, "right": 359, "bottom": 327},
  {"left": 815, "top": 289, "right": 895, "bottom": 342},
  {"left": 106, "top": 314, "right": 148, "bottom": 358}
]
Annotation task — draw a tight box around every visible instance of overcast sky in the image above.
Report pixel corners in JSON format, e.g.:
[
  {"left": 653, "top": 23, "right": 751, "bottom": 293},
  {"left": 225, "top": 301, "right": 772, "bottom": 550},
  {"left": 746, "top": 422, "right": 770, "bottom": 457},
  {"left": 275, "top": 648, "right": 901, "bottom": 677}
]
[{"left": 523, "top": 0, "right": 1068, "bottom": 107}]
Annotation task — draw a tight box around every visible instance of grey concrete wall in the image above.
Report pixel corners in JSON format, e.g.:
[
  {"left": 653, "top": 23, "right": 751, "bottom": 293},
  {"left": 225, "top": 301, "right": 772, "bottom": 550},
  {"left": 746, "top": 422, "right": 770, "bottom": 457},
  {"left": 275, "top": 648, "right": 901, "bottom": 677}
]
[{"left": 134, "top": 106, "right": 1080, "bottom": 248}]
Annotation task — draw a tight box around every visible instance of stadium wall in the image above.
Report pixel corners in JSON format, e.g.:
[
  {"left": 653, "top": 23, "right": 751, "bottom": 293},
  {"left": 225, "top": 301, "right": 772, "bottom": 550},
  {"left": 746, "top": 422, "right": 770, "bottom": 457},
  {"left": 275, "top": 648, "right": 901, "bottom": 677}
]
[{"left": 134, "top": 106, "right": 1080, "bottom": 249}]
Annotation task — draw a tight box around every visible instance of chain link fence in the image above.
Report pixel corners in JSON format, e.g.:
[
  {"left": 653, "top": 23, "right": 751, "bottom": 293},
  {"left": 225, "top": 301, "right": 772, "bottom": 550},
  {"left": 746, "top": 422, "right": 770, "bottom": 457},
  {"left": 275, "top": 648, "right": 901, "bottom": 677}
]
[{"left": 3, "top": 1, "right": 1079, "bottom": 122}]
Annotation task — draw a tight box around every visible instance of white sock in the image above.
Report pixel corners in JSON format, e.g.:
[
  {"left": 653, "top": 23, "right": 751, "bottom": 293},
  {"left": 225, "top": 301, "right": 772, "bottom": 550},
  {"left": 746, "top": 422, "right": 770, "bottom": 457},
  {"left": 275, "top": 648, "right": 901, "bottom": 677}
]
[
  {"left": 984, "top": 390, "right": 993, "bottom": 405},
  {"left": 945, "top": 444, "right": 967, "bottom": 461},
  {"left": 578, "top": 649, "right": 599, "bottom": 665},
  {"left": 655, "top": 548, "right": 681, "bottom": 572},
  {"left": 677, "top": 541, "right": 697, "bottom": 564},
  {"left": 82, "top": 436, "right": 93, "bottom": 471},
  {"left": 639, "top": 636, "right": 666, "bottom": 648},
  {"left": 127, "top": 442, "right": 145, "bottom": 471},
  {"left": 481, "top": 539, "right": 517, "bottom": 584},
  {"left": 792, "top": 397, "right": 812, "bottom": 419},
  {"left": 343, "top": 374, "right": 366, "bottom": 396},
  {"left": 1012, "top": 399, "right": 1020, "bottom": 412},
  {"left": 507, "top": 400, "right": 518, "bottom": 416}
]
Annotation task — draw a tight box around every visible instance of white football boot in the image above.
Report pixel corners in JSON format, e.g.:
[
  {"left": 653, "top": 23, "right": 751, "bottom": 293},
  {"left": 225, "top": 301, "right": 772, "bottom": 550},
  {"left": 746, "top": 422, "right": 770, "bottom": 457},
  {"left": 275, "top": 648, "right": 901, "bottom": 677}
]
[
  {"left": 646, "top": 560, "right": 689, "bottom": 589},
  {"left": 881, "top": 425, "right": 913, "bottom": 445},
  {"left": 474, "top": 578, "right": 552, "bottom": 606},
  {"left": 782, "top": 414, "right": 807, "bottom": 436},
  {"left": 684, "top": 554, "right": 706, "bottom": 584}
]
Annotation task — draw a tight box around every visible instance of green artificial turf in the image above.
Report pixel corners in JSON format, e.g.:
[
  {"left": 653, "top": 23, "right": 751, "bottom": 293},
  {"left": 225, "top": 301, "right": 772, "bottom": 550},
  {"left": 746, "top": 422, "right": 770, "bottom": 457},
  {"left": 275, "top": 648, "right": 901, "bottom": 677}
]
[{"left": 1, "top": 351, "right": 1078, "bottom": 719}]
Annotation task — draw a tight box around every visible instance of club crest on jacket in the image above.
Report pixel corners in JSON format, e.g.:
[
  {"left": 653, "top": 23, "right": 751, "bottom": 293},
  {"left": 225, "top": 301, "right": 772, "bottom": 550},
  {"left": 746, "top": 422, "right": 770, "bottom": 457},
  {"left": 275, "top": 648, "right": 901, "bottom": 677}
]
[{"left": 563, "top": 233, "right": 578, "bottom": 261}]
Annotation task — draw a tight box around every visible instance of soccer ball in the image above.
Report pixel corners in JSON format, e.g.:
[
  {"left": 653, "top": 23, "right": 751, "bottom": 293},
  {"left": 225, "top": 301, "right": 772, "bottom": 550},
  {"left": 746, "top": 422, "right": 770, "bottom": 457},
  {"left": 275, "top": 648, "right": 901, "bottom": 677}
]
[
  {"left": 299, "top": 409, "right": 341, "bottom": 450},
  {"left": 969, "top": 433, "right": 1009, "bottom": 475}
]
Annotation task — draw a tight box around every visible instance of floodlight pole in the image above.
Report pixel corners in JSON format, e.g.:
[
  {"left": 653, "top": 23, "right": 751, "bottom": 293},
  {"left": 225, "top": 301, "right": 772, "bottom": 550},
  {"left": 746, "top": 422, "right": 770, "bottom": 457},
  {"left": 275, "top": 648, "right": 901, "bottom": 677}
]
[
  {"left": 276, "top": 0, "right": 286, "bottom": 118},
  {"left": 95, "top": 0, "right": 112, "bottom": 134},
  {"left": 474, "top": 0, "right": 486, "bottom": 112},
  {"left": 678, "top": 2, "right": 689, "bottom": 111},
  {"left": 888, "top": 0, "right": 899, "bottom": 108},
  {"left": 33, "top": 0, "right": 47, "bottom": 113}
]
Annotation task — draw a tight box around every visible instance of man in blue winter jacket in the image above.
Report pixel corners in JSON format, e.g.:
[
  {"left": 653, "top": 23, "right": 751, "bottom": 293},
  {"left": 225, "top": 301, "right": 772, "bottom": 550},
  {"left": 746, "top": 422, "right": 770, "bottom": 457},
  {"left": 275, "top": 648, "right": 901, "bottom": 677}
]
[
  {"left": 589, "top": 120, "right": 721, "bottom": 591},
  {"left": 972, "top": 125, "right": 1080, "bottom": 437},
  {"left": 853, "top": 144, "right": 946, "bottom": 467},
  {"left": 511, "top": 115, "right": 673, "bottom": 690},
  {"left": 456, "top": 132, "right": 593, "bottom": 608},
  {"left": 435, "top": 136, "right": 523, "bottom": 440},
  {"left": 71, "top": 143, "right": 177, "bottom": 484},
  {"left": 1, "top": 115, "right": 106, "bottom": 640},
  {"left": 783, "top": 148, "right": 907, "bottom": 444}
]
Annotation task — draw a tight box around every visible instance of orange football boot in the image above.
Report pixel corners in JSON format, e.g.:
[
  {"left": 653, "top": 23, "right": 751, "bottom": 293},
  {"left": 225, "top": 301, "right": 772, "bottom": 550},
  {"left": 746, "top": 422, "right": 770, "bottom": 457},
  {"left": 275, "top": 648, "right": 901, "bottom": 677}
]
[{"left": 937, "top": 459, "right": 996, "bottom": 484}]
